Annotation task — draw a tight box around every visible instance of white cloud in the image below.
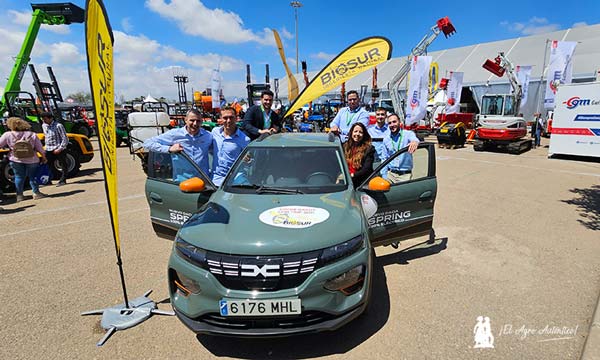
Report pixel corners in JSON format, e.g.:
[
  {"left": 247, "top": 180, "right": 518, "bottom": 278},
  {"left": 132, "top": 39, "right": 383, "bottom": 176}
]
[
  {"left": 501, "top": 17, "right": 560, "bottom": 35},
  {"left": 9, "top": 9, "right": 70, "bottom": 34},
  {"left": 145, "top": 0, "right": 275, "bottom": 46},
  {"left": 48, "top": 42, "right": 83, "bottom": 65},
  {"left": 121, "top": 17, "right": 133, "bottom": 32},
  {"left": 280, "top": 28, "right": 294, "bottom": 40},
  {"left": 572, "top": 22, "right": 588, "bottom": 28},
  {"left": 311, "top": 52, "right": 335, "bottom": 61}
]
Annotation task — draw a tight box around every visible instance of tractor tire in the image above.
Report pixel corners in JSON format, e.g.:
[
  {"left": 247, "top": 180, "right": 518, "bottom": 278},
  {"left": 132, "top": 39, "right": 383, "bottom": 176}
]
[
  {"left": 50, "top": 151, "right": 81, "bottom": 179},
  {"left": 72, "top": 124, "right": 92, "bottom": 138},
  {"left": 0, "top": 160, "right": 15, "bottom": 193}
]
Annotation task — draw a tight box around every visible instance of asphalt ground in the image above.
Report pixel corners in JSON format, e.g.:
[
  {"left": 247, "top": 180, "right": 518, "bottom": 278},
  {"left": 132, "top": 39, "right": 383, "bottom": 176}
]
[{"left": 0, "top": 136, "right": 599, "bottom": 359}]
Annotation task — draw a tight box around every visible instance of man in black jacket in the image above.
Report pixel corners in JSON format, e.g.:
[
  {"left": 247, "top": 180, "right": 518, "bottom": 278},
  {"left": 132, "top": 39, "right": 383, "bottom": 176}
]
[{"left": 242, "top": 90, "right": 281, "bottom": 140}]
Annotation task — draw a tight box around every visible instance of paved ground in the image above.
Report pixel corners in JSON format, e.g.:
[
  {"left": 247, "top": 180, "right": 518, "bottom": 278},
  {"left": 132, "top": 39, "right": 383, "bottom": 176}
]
[{"left": 0, "top": 136, "right": 598, "bottom": 359}]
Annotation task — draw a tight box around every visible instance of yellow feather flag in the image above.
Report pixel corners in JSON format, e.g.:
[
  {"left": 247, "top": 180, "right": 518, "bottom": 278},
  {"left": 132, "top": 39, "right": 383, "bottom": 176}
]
[
  {"left": 85, "top": 0, "right": 121, "bottom": 258},
  {"left": 272, "top": 29, "right": 299, "bottom": 102},
  {"left": 284, "top": 37, "right": 392, "bottom": 118}
]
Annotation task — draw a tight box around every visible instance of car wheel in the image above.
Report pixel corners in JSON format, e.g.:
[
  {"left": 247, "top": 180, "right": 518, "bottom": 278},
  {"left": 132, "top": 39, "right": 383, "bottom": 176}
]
[{"left": 51, "top": 151, "right": 81, "bottom": 179}]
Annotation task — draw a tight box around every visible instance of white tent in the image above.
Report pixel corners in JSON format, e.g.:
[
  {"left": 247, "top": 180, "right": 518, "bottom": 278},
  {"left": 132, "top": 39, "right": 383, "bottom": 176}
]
[{"left": 143, "top": 94, "right": 159, "bottom": 103}]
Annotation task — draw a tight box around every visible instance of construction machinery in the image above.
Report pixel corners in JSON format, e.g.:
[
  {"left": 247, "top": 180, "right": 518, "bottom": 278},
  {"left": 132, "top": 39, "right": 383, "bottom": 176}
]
[
  {"left": 474, "top": 52, "right": 532, "bottom": 154},
  {"left": 387, "top": 17, "right": 456, "bottom": 127},
  {"left": 0, "top": 3, "right": 92, "bottom": 192}
]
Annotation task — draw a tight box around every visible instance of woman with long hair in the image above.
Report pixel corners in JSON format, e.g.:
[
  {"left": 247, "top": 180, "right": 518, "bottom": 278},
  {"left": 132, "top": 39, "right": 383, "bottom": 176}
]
[
  {"left": 0, "top": 117, "right": 48, "bottom": 202},
  {"left": 343, "top": 122, "right": 375, "bottom": 187}
]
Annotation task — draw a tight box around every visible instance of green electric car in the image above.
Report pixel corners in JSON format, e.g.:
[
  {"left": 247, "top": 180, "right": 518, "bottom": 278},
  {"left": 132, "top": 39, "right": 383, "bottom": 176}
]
[{"left": 145, "top": 133, "right": 437, "bottom": 336}]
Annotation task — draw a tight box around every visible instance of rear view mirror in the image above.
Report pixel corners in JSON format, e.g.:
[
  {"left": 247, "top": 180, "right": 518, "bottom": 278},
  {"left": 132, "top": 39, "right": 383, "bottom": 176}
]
[
  {"left": 179, "top": 177, "right": 205, "bottom": 193},
  {"left": 368, "top": 177, "right": 390, "bottom": 192}
]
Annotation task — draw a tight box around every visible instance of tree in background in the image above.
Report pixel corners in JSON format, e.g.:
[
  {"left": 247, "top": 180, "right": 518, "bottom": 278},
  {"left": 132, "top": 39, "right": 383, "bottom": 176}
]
[{"left": 66, "top": 91, "right": 92, "bottom": 104}]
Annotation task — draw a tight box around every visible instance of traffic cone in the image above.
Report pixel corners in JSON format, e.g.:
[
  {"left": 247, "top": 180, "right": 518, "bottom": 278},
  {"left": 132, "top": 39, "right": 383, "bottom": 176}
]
[{"left": 466, "top": 129, "right": 476, "bottom": 143}]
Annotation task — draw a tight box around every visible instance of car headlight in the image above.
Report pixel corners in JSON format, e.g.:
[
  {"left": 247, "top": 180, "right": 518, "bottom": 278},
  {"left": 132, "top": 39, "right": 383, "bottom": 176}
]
[
  {"left": 323, "top": 265, "right": 365, "bottom": 295},
  {"left": 320, "top": 235, "right": 365, "bottom": 265},
  {"left": 174, "top": 235, "right": 207, "bottom": 269}
]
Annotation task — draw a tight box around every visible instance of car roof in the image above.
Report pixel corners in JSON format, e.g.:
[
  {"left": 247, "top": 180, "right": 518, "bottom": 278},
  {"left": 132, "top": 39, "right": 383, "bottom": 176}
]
[{"left": 248, "top": 133, "right": 341, "bottom": 148}]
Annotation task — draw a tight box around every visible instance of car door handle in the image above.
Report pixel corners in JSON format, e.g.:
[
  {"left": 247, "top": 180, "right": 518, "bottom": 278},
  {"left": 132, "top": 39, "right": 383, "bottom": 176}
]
[
  {"left": 419, "top": 191, "right": 432, "bottom": 202},
  {"left": 149, "top": 192, "right": 163, "bottom": 204}
]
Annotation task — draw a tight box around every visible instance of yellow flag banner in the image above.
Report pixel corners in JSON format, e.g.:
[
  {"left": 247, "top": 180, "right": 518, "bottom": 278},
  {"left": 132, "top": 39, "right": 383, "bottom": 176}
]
[
  {"left": 284, "top": 36, "right": 392, "bottom": 118},
  {"left": 430, "top": 62, "right": 439, "bottom": 93},
  {"left": 272, "top": 29, "right": 299, "bottom": 102},
  {"left": 85, "top": 0, "right": 120, "bottom": 257}
]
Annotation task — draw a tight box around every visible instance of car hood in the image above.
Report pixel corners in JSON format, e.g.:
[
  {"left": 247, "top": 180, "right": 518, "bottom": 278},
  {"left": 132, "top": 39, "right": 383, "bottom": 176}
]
[{"left": 178, "top": 190, "right": 364, "bottom": 255}]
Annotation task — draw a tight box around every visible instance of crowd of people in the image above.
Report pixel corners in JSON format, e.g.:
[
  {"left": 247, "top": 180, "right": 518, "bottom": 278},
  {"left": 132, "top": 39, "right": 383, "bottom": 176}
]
[{"left": 143, "top": 88, "right": 419, "bottom": 188}]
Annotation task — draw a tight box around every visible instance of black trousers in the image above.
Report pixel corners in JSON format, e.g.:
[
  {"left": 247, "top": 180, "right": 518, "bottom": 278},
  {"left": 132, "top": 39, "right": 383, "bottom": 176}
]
[{"left": 46, "top": 150, "right": 68, "bottom": 182}]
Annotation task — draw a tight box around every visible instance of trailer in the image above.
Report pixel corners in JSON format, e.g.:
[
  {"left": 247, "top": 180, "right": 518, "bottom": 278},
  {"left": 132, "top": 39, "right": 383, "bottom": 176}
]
[{"left": 548, "top": 82, "right": 600, "bottom": 158}]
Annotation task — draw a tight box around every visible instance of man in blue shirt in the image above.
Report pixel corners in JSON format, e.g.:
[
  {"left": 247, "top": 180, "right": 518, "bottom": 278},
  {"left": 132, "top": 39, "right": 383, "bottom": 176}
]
[
  {"left": 381, "top": 113, "right": 420, "bottom": 183},
  {"left": 212, "top": 107, "right": 251, "bottom": 186},
  {"left": 143, "top": 108, "right": 213, "bottom": 176},
  {"left": 329, "top": 90, "right": 370, "bottom": 142},
  {"left": 367, "top": 107, "right": 389, "bottom": 161}
]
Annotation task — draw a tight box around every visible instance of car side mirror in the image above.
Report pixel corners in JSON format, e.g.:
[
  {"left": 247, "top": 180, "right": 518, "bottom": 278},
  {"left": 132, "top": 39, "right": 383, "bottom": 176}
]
[
  {"left": 179, "top": 177, "right": 205, "bottom": 193},
  {"left": 367, "top": 176, "right": 391, "bottom": 192}
]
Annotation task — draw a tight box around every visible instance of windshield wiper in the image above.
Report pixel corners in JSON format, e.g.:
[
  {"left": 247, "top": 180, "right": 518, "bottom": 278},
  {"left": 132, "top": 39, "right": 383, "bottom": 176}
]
[
  {"left": 229, "top": 184, "right": 304, "bottom": 194},
  {"left": 257, "top": 185, "right": 304, "bottom": 194}
]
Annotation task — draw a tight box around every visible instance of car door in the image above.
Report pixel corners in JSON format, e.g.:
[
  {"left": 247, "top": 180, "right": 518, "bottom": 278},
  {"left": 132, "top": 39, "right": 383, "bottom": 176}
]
[
  {"left": 145, "top": 151, "right": 216, "bottom": 239},
  {"left": 358, "top": 143, "right": 437, "bottom": 247}
]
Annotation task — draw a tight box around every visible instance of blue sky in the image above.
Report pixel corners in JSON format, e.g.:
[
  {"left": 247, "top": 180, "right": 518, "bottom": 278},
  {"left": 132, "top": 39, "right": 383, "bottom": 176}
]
[{"left": 0, "top": 0, "right": 598, "bottom": 102}]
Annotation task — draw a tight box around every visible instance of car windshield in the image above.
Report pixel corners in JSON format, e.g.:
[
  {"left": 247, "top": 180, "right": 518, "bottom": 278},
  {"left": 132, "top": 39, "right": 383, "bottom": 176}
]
[{"left": 224, "top": 146, "right": 348, "bottom": 194}]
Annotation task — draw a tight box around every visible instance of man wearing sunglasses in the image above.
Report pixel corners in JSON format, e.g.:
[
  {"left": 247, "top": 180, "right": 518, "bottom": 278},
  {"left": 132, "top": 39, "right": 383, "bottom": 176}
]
[
  {"left": 143, "top": 108, "right": 213, "bottom": 176},
  {"left": 329, "top": 90, "right": 370, "bottom": 142}
]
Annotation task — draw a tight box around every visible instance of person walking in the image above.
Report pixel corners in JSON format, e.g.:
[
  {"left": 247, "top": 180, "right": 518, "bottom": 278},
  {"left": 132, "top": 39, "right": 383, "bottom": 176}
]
[
  {"left": 211, "top": 107, "right": 250, "bottom": 186},
  {"left": 0, "top": 117, "right": 48, "bottom": 202},
  {"left": 329, "top": 90, "right": 370, "bottom": 142},
  {"left": 41, "top": 112, "right": 69, "bottom": 186}
]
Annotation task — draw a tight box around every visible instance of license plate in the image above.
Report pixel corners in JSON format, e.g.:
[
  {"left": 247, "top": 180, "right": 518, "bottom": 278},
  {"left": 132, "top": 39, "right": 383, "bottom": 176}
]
[{"left": 219, "top": 298, "right": 301, "bottom": 316}]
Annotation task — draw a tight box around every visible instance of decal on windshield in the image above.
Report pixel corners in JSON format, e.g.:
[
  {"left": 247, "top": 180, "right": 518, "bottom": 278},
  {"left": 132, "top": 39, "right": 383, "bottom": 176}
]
[{"left": 259, "top": 206, "right": 330, "bottom": 229}]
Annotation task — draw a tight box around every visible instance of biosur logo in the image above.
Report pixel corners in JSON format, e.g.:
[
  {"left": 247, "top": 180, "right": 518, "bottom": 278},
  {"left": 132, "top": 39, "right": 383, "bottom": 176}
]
[{"left": 563, "top": 96, "right": 600, "bottom": 109}]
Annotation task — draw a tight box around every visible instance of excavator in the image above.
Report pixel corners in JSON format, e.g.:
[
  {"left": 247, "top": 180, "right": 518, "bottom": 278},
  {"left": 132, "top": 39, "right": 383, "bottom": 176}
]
[
  {"left": 387, "top": 17, "right": 456, "bottom": 132},
  {"left": 474, "top": 52, "right": 532, "bottom": 154}
]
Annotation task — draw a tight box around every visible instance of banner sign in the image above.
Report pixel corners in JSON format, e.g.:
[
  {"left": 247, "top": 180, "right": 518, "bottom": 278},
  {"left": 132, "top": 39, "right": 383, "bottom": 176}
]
[
  {"left": 85, "top": 0, "right": 121, "bottom": 257},
  {"left": 429, "top": 62, "right": 439, "bottom": 94},
  {"left": 544, "top": 41, "right": 577, "bottom": 109},
  {"left": 405, "top": 56, "right": 432, "bottom": 125},
  {"left": 284, "top": 36, "right": 392, "bottom": 118},
  {"left": 273, "top": 29, "right": 299, "bottom": 102},
  {"left": 211, "top": 68, "right": 221, "bottom": 109},
  {"left": 515, "top": 65, "right": 532, "bottom": 107},
  {"left": 445, "top": 71, "right": 463, "bottom": 114}
]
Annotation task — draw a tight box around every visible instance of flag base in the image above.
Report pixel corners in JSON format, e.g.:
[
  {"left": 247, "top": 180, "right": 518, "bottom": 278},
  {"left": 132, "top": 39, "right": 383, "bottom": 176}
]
[{"left": 81, "top": 290, "right": 174, "bottom": 346}]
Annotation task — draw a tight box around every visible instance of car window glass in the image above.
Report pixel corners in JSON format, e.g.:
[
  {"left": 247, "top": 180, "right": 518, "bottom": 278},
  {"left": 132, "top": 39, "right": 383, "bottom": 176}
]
[
  {"left": 225, "top": 146, "right": 348, "bottom": 193},
  {"left": 147, "top": 152, "right": 205, "bottom": 185},
  {"left": 385, "top": 147, "right": 430, "bottom": 186}
]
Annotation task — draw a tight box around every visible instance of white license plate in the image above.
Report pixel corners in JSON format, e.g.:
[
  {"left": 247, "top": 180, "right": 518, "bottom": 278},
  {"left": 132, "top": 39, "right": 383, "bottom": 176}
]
[{"left": 219, "top": 298, "right": 301, "bottom": 316}]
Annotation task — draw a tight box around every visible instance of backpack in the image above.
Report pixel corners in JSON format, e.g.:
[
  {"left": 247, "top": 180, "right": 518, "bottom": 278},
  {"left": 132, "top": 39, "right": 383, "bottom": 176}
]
[{"left": 13, "top": 133, "right": 36, "bottom": 159}]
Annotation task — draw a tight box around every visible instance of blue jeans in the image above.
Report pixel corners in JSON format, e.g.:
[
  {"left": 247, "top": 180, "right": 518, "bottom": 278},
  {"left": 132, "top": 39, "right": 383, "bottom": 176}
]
[
  {"left": 10, "top": 161, "right": 40, "bottom": 195},
  {"left": 535, "top": 128, "right": 542, "bottom": 147}
]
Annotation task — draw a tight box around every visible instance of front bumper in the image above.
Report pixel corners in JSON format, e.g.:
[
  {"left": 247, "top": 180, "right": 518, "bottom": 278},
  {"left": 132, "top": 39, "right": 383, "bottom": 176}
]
[{"left": 168, "top": 245, "right": 372, "bottom": 336}]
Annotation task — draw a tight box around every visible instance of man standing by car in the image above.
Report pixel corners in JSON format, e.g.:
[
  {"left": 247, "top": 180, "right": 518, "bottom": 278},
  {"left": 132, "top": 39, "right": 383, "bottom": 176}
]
[
  {"left": 41, "top": 112, "right": 69, "bottom": 186},
  {"left": 143, "top": 109, "right": 213, "bottom": 176},
  {"left": 329, "top": 90, "right": 370, "bottom": 142},
  {"left": 381, "top": 113, "right": 419, "bottom": 183},
  {"left": 368, "top": 107, "right": 389, "bottom": 161},
  {"left": 212, "top": 107, "right": 250, "bottom": 186},
  {"left": 242, "top": 90, "right": 281, "bottom": 140}
]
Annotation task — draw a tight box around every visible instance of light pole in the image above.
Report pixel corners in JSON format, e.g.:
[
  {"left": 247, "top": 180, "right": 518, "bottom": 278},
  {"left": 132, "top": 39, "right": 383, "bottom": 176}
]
[{"left": 290, "top": 1, "right": 302, "bottom": 74}]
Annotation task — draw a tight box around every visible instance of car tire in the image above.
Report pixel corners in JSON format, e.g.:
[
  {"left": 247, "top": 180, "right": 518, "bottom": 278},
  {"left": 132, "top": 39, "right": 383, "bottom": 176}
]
[{"left": 50, "top": 151, "right": 81, "bottom": 179}]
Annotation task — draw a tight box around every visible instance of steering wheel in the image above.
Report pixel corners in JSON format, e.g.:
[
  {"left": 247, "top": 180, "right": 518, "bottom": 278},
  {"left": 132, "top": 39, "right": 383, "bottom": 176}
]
[{"left": 305, "top": 172, "right": 334, "bottom": 185}]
